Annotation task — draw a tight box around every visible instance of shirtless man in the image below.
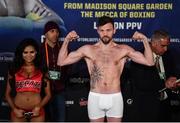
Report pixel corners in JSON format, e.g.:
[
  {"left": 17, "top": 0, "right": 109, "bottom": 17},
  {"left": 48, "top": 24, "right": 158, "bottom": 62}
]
[{"left": 57, "top": 16, "right": 154, "bottom": 122}]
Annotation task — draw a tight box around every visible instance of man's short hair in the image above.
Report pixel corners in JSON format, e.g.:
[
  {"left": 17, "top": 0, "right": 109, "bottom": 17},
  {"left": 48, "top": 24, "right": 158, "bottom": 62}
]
[
  {"left": 151, "top": 29, "right": 170, "bottom": 41},
  {"left": 97, "top": 16, "right": 114, "bottom": 28}
]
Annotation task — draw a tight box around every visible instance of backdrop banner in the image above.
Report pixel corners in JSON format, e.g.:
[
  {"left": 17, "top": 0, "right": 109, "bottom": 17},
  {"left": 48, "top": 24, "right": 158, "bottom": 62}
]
[{"left": 0, "top": 0, "right": 180, "bottom": 121}]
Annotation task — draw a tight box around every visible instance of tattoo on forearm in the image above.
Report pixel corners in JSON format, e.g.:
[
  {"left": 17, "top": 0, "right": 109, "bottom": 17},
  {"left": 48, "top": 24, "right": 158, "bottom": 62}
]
[{"left": 91, "top": 64, "right": 102, "bottom": 88}]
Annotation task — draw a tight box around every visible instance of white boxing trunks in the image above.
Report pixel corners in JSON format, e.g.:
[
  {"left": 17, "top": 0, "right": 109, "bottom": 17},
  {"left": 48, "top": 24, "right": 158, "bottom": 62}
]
[{"left": 88, "top": 91, "right": 123, "bottom": 120}]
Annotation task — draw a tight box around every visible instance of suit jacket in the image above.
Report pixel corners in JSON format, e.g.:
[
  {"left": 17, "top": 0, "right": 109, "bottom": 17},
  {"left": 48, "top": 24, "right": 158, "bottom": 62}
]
[{"left": 122, "top": 50, "right": 176, "bottom": 122}]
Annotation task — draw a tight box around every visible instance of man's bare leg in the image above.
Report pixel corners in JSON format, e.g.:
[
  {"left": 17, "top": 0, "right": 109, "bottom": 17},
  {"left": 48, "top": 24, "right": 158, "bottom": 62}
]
[
  {"left": 90, "top": 117, "right": 105, "bottom": 122},
  {"left": 107, "top": 117, "right": 122, "bottom": 122}
]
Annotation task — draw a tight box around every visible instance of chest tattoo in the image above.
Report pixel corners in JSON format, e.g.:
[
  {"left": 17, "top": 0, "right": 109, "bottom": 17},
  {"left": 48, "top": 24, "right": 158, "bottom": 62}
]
[{"left": 91, "top": 64, "right": 103, "bottom": 86}]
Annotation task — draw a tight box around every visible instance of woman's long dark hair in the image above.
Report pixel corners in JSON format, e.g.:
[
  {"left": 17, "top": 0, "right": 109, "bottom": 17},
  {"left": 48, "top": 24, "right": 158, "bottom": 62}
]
[{"left": 10, "top": 38, "right": 41, "bottom": 74}]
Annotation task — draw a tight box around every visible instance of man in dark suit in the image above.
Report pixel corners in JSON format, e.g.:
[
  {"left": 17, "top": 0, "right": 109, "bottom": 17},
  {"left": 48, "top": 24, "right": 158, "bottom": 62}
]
[{"left": 122, "top": 29, "right": 179, "bottom": 122}]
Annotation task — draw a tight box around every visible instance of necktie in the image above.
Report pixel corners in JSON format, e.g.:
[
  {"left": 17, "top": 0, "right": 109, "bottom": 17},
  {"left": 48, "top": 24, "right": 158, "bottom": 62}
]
[
  {"left": 155, "top": 56, "right": 166, "bottom": 80},
  {"left": 155, "top": 56, "right": 160, "bottom": 72}
]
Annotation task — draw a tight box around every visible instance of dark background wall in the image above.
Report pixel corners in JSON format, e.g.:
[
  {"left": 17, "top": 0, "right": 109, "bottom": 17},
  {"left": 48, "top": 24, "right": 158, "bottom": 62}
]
[{"left": 0, "top": 0, "right": 180, "bottom": 121}]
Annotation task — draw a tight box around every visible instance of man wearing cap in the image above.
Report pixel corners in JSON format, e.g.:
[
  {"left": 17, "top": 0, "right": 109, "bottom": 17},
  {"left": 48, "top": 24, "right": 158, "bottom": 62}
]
[{"left": 40, "top": 21, "right": 66, "bottom": 121}]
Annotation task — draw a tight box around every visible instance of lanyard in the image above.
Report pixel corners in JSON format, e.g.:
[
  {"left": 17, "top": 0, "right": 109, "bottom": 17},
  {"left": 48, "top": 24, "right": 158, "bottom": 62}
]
[
  {"left": 44, "top": 41, "right": 60, "bottom": 69},
  {"left": 45, "top": 42, "right": 49, "bottom": 67}
]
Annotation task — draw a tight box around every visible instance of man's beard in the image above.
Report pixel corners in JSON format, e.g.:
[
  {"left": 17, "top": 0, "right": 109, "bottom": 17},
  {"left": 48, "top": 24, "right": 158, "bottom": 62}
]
[{"left": 101, "top": 36, "right": 112, "bottom": 45}]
